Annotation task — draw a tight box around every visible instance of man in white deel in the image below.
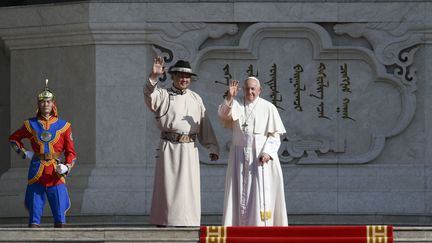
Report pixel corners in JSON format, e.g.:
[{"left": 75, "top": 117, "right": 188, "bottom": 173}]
[
  {"left": 144, "top": 56, "right": 219, "bottom": 227},
  {"left": 218, "top": 77, "right": 288, "bottom": 226}
]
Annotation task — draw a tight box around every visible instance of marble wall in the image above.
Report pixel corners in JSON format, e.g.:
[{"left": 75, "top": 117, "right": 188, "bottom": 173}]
[
  {"left": 0, "top": 41, "right": 10, "bottom": 175},
  {"left": 0, "top": 1, "right": 431, "bottom": 225}
]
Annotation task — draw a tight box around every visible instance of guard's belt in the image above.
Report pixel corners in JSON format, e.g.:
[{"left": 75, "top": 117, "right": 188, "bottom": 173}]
[
  {"left": 33, "top": 153, "right": 62, "bottom": 160},
  {"left": 161, "top": 131, "right": 197, "bottom": 143}
]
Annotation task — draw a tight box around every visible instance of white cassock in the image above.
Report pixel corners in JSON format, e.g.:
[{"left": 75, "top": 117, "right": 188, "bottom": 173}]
[{"left": 218, "top": 96, "right": 288, "bottom": 226}]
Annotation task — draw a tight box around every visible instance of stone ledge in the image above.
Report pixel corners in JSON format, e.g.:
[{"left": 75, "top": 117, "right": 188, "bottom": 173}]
[
  {"left": 0, "top": 227, "right": 199, "bottom": 243},
  {"left": 5, "top": 214, "right": 432, "bottom": 227},
  {"left": 0, "top": 226, "right": 430, "bottom": 243},
  {"left": 394, "top": 227, "right": 432, "bottom": 242}
]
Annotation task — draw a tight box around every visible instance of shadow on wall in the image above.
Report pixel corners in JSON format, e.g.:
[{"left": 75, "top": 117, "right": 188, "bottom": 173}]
[
  {"left": 0, "top": 42, "right": 10, "bottom": 177},
  {"left": 0, "top": 0, "right": 82, "bottom": 7}
]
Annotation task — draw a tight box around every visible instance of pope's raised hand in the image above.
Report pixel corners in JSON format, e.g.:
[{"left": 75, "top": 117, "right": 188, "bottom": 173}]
[
  {"left": 150, "top": 56, "right": 165, "bottom": 80},
  {"left": 226, "top": 79, "right": 239, "bottom": 102}
]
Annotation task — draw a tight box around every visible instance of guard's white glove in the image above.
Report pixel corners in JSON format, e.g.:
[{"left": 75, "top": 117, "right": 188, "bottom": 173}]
[
  {"left": 56, "top": 164, "right": 68, "bottom": 174},
  {"left": 24, "top": 151, "right": 34, "bottom": 161}
]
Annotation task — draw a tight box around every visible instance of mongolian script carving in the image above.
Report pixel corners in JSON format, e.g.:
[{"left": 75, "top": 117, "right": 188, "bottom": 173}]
[
  {"left": 214, "top": 62, "right": 355, "bottom": 121},
  {"left": 266, "top": 64, "right": 284, "bottom": 110},
  {"left": 310, "top": 63, "right": 330, "bottom": 120},
  {"left": 195, "top": 23, "right": 416, "bottom": 165},
  {"left": 292, "top": 65, "right": 305, "bottom": 112},
  {"left": 339, "top": 64, "right": 355, "bottom": 121}
]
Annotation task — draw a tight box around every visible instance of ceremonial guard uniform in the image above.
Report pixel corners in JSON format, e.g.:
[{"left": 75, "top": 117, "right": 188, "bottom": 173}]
[{"left": 9, "top": 80, "right": 76, "bottom": 227}]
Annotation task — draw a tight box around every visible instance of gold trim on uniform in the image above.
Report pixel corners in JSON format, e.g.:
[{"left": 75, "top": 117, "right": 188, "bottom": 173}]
[
  {"left": 27, "top": 164, "right": 44, "bottom": 185},
  {"left": 39, "top": 159, "right": 56, "bottom": 167},
  {"left": 38, "top": 117, "right": 58, "bottom": 130},
  {"left": 24, "top": 120, "right": 45, "bottom": 154},
  {"left": 48, "top": 122, "right": 70, "bottom": 153}
]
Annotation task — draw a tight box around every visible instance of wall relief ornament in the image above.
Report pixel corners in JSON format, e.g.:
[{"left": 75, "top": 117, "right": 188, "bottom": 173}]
[
  {"left": 192, "top": 22, "right": 418, "bottom": 165},
  {"left": 334, "top": 22, "right": 423, "bottom": 93}
]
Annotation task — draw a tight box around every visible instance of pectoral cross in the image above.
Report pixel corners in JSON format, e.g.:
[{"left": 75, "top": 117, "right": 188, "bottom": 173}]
[{"left": 241, "top": 122, "right": 248, "bottom": 130}]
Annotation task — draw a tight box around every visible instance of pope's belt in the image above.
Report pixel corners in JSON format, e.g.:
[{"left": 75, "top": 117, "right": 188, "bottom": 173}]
[
  {"left": 161, "top": 131, "right": 197, "bottom": 143},
  {"left": 33, "top": 153, "right": 62, "bottom": 160}
]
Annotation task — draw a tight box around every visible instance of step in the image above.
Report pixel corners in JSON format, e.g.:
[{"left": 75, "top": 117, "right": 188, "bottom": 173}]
[
  {"left": 394, "top": 227, "right": 432, "bottom": 242},
  {"left": 0, "top": 227, "right": 199, "bottom": 243},
  {"left": 0, "top": 226, "right": 430, "bottom": 242}
]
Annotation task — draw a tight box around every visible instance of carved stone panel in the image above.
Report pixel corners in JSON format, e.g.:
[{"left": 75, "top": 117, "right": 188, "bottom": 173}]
[{"left": 191, "top": 23, "right": 417, "bottom": 165}]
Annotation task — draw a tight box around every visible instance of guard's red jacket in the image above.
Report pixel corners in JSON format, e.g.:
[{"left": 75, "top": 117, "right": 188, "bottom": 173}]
[{"left": 9, "top": 114, "right": 76, "bottom": 187}]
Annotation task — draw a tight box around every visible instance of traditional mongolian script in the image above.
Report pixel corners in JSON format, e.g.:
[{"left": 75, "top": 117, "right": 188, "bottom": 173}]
[
  {"left": 215, "top": 64, "right": 233, "bottom": 98},
  {"left": 247, "top": 64, "right": 258, "bottom": 77},
  {"left": 214, "top": 62, "right": 355, "bottom": 122},
  {"left": 265, "top": 64, "right": 284, "bottom": 110},
  {"left": 215, "top": 64, "right": 232, "bottom": 86},
  {"left": 339, "top": 63, "right": 355, "bottom": 121},
  {"left": 310, "top": 63, "right": 330, "bottom": 119},
  {"left": 292, "top": 64, "right": 305, "bottom": 112}
]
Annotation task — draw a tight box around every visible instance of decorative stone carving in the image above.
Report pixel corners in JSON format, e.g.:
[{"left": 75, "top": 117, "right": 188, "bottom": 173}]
[
  {"left": 194, "top": 22, "right": 417, "bottom": 164},
  {"left": 334, "top": 22, "right": 425, "bottom": 93},
  {"left": 152, "top": 23, "right": 238, "bottom": 62}
]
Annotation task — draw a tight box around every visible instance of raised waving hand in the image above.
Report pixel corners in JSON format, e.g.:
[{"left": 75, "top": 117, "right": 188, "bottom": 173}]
[
  {"left": 149, "top": 56, "right": 165, "bottom": 80},
  {"left": 226, "top": 79, "right": 239, "bottom": 103}
]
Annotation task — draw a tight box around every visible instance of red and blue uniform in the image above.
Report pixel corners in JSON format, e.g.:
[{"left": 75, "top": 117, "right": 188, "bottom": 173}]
[{"left": 9, "top": 113, "right": 76, "bottom": 226}]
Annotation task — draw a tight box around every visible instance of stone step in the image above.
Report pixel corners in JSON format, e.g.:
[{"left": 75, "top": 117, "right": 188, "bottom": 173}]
[
  {"left": 0, "top": 226, "right": 431, "bottom": 242},
  {"left": 394, "top": 227, "right": 432, "bottom": 242},
  {"left": 0, "top": 227, "right": 199, "bottom": 243}
]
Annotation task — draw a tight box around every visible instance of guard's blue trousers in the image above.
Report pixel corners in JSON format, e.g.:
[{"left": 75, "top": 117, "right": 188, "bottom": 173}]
[{"left": 25, "top": 183, "right": 70, "bottom": 225}]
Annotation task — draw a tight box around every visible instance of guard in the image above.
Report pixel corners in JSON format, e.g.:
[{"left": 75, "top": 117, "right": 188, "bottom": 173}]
[{"left": 9, "top": 79, "right": 77, "bottom": 228}]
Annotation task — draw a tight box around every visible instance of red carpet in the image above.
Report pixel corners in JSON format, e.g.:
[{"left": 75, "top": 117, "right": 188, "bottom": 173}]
[{"left": 200, "top": 225, "right": 393, "bottom": 243}]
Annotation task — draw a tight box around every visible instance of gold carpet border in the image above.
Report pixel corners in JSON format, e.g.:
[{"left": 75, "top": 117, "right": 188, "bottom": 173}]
[
  {"left": 203, "top": 225, "right": 391, "bottom": 243},
  {"left": 367, "top": 225, "right": 388, "bottom": 243},
  {"left": 206, "top": 226, "right": 226, "bottom": 243}
]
